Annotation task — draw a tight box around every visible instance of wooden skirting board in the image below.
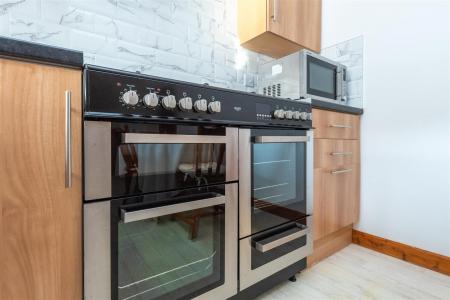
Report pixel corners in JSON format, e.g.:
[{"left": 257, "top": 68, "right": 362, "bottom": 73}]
[{"left": 352, "top": 230, "right": 450, "bottom": 276}]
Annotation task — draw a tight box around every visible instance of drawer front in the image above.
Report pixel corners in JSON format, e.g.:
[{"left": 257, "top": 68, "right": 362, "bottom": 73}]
[
  {"left": 313, "top": 164, "right": 360, "bottom": 241},
  {"left": 312, "top": 109, "right": 360, "bottom": 139},
  {"left": 314, "top": 139, "right": 360, "bottom": 169}
]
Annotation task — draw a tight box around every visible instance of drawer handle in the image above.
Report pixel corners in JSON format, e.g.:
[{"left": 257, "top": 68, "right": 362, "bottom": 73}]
[
  {"left": 330, "top": 152, "right": 353, "bottom": 156},
  {"left": 65, "top": 90, "right": 72, "bottom": 188},
  {"left": 329, "top": 124, "right": 352, "bottom": 129},
  {"left": 330, "top": 168, "right": 353, "bottom": 175}
]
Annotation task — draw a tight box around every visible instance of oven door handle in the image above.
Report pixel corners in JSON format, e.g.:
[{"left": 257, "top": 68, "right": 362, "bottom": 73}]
[
  {"left": 121, "top": 195, "right": 226, "bottom": 223},
  {"left": 253, "top": 136, "right": 310, "bottom": 144},
  {"left": 122, "top": 133, "right": 226, "bottom": 144},
  {"left": 254, "top": 223, "right": 310, "bottom": 253}
]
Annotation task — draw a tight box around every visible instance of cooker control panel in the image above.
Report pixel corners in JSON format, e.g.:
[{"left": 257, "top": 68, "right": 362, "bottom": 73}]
[{"left": 84, "top": 66, "right": 312, "bottom": 129}]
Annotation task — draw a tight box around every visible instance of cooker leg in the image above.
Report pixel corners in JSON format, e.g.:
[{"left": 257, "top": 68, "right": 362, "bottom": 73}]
[{"left": 288, "top": 275, "right": 297, "bottom": 282}]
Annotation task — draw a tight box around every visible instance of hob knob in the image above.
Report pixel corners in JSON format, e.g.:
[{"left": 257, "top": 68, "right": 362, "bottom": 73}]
[
  {"left": 122, "top": 90, "right": 139, "bottom": 106},
  {"left": 178, "top": 97, "right": 193, "bottom": 111},
  {"left": 300, "top": 112, "right": 308, "bottom": 121},
  {"left": 307, "top": 112, "right": 313, "bottom": 121},
  {"left": 293, "top": 111, "right": 301, "bottom": 120},
  {"left": 208, "top": 101, "right": 221, "bottom": 113},
  {"left": 162, "top": 95, "right": 177, "bottom": 110},
  {"left": 273, "top": 109, "right": 285, "bottom": 119},
  {"left": 194, "top": 99, "right": 208, "bottom": 112},
  {"left": 285, "top": 110, "right": 293, "bottom": 119},
  {"left": 143, "top": 93, "right": 159, "bottom": 108}
]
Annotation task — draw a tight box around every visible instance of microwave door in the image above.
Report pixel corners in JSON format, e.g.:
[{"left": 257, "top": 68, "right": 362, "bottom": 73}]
[{"left": 306, "top": 55, "right": 338, "bottom": 101}]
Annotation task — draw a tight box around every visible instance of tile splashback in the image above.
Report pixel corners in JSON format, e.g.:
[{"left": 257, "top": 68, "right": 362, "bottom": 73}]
[
  {"left": 321, "top": 36, "right": 364, "bottom": 108},
  {"left": 0, "top": 0, "right": 270, "bottom": 92}
]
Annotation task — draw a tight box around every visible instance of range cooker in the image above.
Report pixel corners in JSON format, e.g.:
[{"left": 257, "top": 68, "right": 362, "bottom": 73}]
[{"left": 83, "top": 65, "right": 313, "bottom": 300}]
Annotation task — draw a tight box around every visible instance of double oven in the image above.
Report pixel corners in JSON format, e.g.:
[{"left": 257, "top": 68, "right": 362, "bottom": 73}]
[
  {"left": 84, "top": 122, "right": 238, "bottom": 300},
  {"left": 83, "top": 65, "right": 313, "bottom": 300}
]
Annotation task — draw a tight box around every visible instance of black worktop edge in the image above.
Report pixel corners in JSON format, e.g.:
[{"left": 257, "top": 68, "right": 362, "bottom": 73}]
[
  {"left": 0, "top": 36, "right": 83, "bottom": 68},
  {"left": 312, "top": 99, "right": 363, "bottom": 115}
]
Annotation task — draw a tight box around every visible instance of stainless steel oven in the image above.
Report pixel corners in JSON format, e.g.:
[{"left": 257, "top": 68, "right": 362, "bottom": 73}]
[
  {"left": 238, "top": 128, "right": 313, "bottom": 290},
  {"left": 84, "top": 121, "right": 238, "bottom": 300}
]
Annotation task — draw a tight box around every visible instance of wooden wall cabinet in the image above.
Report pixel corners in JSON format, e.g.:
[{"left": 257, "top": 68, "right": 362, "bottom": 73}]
[
  {"left": 309, "top": 109, "right": 360, "bottom": 266},
  {"left": 237, "top": 0, "right": 322, "bottom": 58},
  {"left": 0, "top": 59, "right": 82, "bottom": 299}
]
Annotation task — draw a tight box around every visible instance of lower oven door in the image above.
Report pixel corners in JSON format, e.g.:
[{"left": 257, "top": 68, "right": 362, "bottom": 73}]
[
  {"left": 239, "top": 216, "right": 312, "bottom": 290},
  {"left": 84, "top": 183, "right": 238, "bottom": 300}
]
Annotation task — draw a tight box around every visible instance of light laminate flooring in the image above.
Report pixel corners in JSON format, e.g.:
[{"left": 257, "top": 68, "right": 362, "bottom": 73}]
[{"left": 258, "top": 244, "right": 450, "bottom": 300}]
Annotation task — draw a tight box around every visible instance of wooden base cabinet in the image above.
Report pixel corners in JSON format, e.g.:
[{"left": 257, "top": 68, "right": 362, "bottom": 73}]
[
  {"left": 0, "top": 59, "right": 82, "bottom": 299},
  {"left": 309, "top": 109, "right": 361, "bottom": 266}
]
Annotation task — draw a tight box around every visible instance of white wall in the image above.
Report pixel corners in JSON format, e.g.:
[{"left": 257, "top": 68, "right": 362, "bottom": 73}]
[{"left": 322, "top": 0, "right": 450, "bottom": 256}]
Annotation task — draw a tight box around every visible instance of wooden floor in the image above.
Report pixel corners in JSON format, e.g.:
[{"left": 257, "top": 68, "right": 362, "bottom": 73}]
[{"left": 258, "top": 244, "right": 450, "bottom": 300}]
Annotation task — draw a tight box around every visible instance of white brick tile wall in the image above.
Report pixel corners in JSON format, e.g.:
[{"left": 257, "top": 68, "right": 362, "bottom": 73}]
[{"left": 0, "top": 0, "right": 272, "bottom": 90}]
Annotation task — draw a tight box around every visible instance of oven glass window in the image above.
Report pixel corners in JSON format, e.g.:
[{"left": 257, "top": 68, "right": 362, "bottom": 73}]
[
  {"left": 307, "top": 55, "right": 337, "bottom": 99},
  {"left": 251, "top": 142, "right": 307, "bottom": 234},
  {"left": 114, "top": 202, "right": 225, "bottom": 300}
]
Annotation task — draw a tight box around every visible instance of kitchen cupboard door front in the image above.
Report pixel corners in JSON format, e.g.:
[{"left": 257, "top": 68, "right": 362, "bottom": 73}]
[
  {"left": 267, "top": 0, "right": 322, "bottom": 53},
  {"left": 0, "top": 59, "right": 82, "bottom": 300}
]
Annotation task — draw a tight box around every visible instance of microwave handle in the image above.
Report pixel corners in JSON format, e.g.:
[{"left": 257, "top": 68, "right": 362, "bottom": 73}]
[
  {"left": 254, "top": 223, "right": 310, "bottom": 253},
  {"left": 253, "top": 136, "right": 310, "bottom": 144},
  {"left": 122, "top": 133, "right": 226, "bottom": 144},
  {"left": 121, "top": 195, "right": 226, "bottom": 223}
]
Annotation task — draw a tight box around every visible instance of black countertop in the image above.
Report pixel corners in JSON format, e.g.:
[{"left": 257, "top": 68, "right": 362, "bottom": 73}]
[
  {"left": 0, "top": 36, "right": 83, "bottom": 68},
  {"left": 312, "top": 99, "right": 363, "bottom": 115}
]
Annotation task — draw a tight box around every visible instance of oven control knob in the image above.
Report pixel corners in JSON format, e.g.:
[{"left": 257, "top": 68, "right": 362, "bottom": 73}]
[
  {"left": 285, "top": 110, "right": 293, "bottom": 119},
  {"left": 300, "top": 112, "right": 308, "bottom": 121},
  {"left": 162, "top": 95, "right": 177, "bottom": 110},
  {"left": 307, "top": 112, "right": 313, "bottom": 121},
  {"left": 194, "top": 99, "right": 208, "bottom": 112},
  {"left": 143, "top": 93, "right": 159, "bottom": 108},
  {"left": 178, "top": 97, "right": 193, "bottom": 111},
  {"left": 208, "top": 101, "right": 221, "bottom": 113},
  {"left": 122, "top": 90, "right": 139, "bottom": 106},
  {"left": 273, "top": 109, "right": 285, "bottom": 119},
  {"left": 293, "top": 111, "right": 301, "bottom": 120}
]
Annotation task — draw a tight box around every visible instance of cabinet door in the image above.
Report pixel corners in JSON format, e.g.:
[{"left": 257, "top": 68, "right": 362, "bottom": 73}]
[
  {"left": 267, "top": 0, "right": 322, "bottom": 52},
  {"left": 313, "top": 164, "right": 359, "bottom": 241},
  {"left": 0, "top": 59, "right": 82, "bottom": 300}
]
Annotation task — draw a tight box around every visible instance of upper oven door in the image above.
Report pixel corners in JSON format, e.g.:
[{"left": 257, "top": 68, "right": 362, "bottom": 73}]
[
  {"left": 239, "top": 128, "right": 313, "bottom": 238},
  {"left": 84, "top": 121, "right": 238, "bottom": 201},
  {"left": 305, "top": 53, "right": 339, "bottom": 101}
]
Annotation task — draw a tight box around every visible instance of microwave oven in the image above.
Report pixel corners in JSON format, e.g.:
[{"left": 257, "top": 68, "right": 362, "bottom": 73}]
[{"left": 259, "top": 50, "right": 348, "bottom": 104}]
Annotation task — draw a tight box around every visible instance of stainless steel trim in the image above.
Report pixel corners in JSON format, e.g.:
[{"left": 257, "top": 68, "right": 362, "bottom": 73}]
[
  {"left": 84, "top": 201, "right": 111, "bottom": 300},
  {"left": 64, "top": 90, "right": 72, "bottom": 188},
  {"left": 306, "top": 130, "right": 314, "bottom": 215},
  {"left": 195, "top": 183, "right": 238, "bottom": 299},
  {"left": 239, "top": 216, "right": 313, "bottom": 290},
  {"left": 329, "top": 124, "right": 352, "bottom": 129},
  {"left": 254, "top": 135, "right": 310, "bottom": 143},
  {"left": 255, "top": 224, "right": 310, "bottom": 253},
  {"left": 330, "top": 152, "right": 353, "bottom": 156},
  {"left": 121, "top": 195, "right": 226, "bottom": 223},
  {"left": 122, "top": 133, "right": 226, "bottom": 144},
  {"left": 331, "top": 168, "right": 353, "bottom": 175},
  {"left": 271, "top": 0, "right": 279, "bottom": 22},
  {"left": 225, "top": 127, "right": 239, "bottom": 182},
  {"left": 84, "top": 121, "right": 112, "bottom": 201},
  {"left": 238, "top": 129, "right": 251, "bottom": 238}
]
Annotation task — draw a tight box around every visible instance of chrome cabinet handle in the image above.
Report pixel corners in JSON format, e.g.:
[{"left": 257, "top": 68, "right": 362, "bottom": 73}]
[
  {"left": 329, "top": 124, "right": 352, "bottom": 129},
  {"left": 330, "top": 168, "right": 353, "bottom": 175},
  {"left": 254, "top": 223, "right": 310, "bottom": 253},
  {"left": 65, "top": 90, "right": 72, "bottom": 188},
  {"left": 271, "top": 0, "right": 279, "bottom": 22},
  {"left": 254, "top": 136, "right": 310, "bottom": 143},
  {"left": 330, "top": 152, "right": 353, "bottom": 156}
]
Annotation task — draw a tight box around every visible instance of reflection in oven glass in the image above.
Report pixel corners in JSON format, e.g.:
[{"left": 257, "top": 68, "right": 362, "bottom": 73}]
[
  {"left": 114, "top": 143, "right": 226, "bottom": 196},
  {"left": 252, "top": 142, "right": 306, "bottom": 234},
  {"left": 117, "top": 205, "right": 225, "bottom": 300}
]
